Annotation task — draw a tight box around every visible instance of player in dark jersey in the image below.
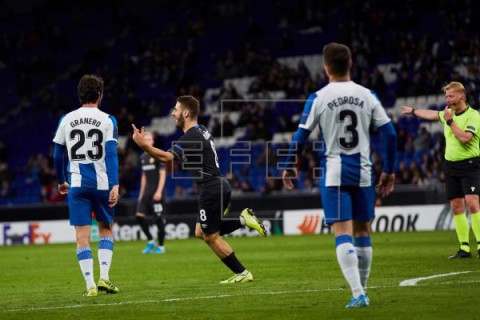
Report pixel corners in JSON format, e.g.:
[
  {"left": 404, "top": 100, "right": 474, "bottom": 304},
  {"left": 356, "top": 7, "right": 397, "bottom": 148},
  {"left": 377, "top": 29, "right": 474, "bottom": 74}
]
[
  {"left": 135, "top": 131, "right": 167, "bottom": 254},
  {"left": 132, "top": 95, "right": 267, "bottom": 283}
]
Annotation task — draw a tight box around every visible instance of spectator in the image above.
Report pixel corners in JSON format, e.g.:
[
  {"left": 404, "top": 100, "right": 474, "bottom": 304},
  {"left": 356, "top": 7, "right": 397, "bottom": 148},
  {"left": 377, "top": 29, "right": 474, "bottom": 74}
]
[
  {"left": 0, "top": 179, "right": 15, "bottom": 198},
  {"left": 396, "top": 161, "right": 412, "bottom": 184},
  {"left": 413, "top": 127, "right": 432, "bottom": 151},
  {"left": 124, "top": 147, "right": 139, "bottom": 168},
  {"left": 260, "top": 177, "right": 282, "bottom": 195},
  {"left": 47, "top": 181, "right": 63, "bottom": 203},
  {"left": 0, "top": 140, "right": 9, "bottom": 163},
  {"left": 222, "top": 114, "right": 235, "bottom": 137},
  {"left": 211, "top": 118, "right": 222, "bottom": 137},
  {"left": 240, "top": 180, "right": 254, "bottom": 193},
  {"left": 256, "top": 144, "right": 278, "bottom": 168},
  {"left": 303, "top": 177, "right": 319, "bottom": 193},
  {"left": 420, "top": 153, "right": 432, "bottom": 175}
]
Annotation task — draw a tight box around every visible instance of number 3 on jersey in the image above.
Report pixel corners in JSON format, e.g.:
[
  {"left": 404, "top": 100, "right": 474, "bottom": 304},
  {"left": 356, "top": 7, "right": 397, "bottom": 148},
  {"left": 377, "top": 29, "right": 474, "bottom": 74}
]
[
  {"left": 338, "top": 110, "right": 359, "bottom": 149},
  {"left": 70, "top": 129, "right": 104, "bottom": 161}
]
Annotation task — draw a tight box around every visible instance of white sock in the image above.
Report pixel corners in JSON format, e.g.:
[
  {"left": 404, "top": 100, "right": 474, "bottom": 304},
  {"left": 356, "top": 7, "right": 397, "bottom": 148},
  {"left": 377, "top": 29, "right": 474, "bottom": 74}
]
[
  {"left": 336, "top": 236, "right": 364, "bottom": 298},
  {"left": 98, "top": 237, "right": 114, "bottom": 280},
  {"left": 77, "top": 247, "right": 95, "bottom": 289},
  {"left": 355, "top": 246, "right": 372, "bottom": 291}
]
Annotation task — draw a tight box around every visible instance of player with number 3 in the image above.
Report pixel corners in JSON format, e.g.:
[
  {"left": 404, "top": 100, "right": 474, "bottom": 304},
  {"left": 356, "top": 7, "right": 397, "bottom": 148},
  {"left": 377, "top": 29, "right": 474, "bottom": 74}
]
[{"left": 282, "top": 43, "right": 397, "bottom": 308}]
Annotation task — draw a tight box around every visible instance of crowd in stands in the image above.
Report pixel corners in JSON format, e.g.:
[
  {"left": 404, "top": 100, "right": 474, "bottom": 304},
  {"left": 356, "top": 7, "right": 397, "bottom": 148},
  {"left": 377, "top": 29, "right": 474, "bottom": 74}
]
[
  {"left": 0, "top": 140, "right": 15, "bottom": 199},
  {"left": 0, "top": 0, "right": 479, "bottom": 204}
]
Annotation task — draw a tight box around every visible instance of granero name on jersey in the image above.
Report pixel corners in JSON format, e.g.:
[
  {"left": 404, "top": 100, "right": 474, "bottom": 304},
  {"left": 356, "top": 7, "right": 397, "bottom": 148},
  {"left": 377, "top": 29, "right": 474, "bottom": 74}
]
[
  {"left": 70, "top": 118, "right": 102, "bottom": 128},
  {"left": 327, "top": 96, "right": 364, "bottom": 110}
]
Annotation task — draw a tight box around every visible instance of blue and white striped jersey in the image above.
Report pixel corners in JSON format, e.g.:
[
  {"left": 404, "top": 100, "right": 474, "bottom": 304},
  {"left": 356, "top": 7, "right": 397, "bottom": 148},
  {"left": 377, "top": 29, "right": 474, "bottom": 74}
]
[
  {"left": 53, "top": 107, "right": 118, "bottom": 190},
  {"left": 299, "top": 81, "right": 391, "bottom": 187}
]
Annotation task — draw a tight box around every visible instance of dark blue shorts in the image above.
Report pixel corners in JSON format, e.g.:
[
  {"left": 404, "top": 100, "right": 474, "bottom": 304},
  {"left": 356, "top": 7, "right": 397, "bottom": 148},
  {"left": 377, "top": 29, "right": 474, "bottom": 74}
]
[
  {"left": 320, "top": 185, "right": 375, "bottom": 225},
  {"left": 68, "top": 187, "right": 114, "bottom": 226}
]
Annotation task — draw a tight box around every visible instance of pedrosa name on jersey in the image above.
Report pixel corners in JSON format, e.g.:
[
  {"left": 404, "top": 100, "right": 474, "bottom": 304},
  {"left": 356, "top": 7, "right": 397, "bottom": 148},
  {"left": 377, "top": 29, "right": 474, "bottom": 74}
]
[
  {"left": 70, "top": 117, "right": 102, "bottom": 128},
  {"left": 327, "top": 96, "right": 365, "bottom": 110}
]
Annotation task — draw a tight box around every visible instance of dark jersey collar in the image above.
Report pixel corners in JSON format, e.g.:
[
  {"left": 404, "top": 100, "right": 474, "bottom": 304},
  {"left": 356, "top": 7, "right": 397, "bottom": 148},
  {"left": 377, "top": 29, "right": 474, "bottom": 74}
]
[{"left": 455, "top": 105, "right": 470, "bottom": 116}]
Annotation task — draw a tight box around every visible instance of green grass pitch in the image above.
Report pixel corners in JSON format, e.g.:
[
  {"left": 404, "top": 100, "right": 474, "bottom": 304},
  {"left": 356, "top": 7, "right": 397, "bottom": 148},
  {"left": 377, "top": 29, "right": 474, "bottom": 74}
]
[{"left": 1, "top": 231, "right": 479, "bottom": 320}]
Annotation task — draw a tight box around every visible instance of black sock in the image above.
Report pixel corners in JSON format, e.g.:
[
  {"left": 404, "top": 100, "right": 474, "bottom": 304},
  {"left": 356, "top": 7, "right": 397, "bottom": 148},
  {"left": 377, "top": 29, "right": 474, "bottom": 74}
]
[
  {"left": 136, "top": 216, "right": 153, "bottom": 241},
  {"left": 156, "top": 217, "right": 166, "bottom": 246},
  {"left": 221, "top": 252, "right": 246, "bottom": 274},
  {"left": 220, "top": 220, "right": 242, "bottom": 236}
]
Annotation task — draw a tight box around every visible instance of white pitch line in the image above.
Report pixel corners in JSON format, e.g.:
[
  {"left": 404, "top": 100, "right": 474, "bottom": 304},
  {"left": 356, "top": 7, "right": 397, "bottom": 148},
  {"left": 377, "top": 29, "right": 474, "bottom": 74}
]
[
  {"left": 435, "top": 279, "right": 480, "bottom": 285},
  {"left": 399, "top": 271, "right": 474, "bottom": 287},
  {"left": 3, "top": 277, "right": 480, "bottom": 313},
  {"left": 163, "top": 294, "right": 233, "bottom": 302},
  {"left": 2, "top": 299, "right": 161, "bottom": 312},
  {"left": 0, "top": 287, "right": 369, "bottom": 313}
]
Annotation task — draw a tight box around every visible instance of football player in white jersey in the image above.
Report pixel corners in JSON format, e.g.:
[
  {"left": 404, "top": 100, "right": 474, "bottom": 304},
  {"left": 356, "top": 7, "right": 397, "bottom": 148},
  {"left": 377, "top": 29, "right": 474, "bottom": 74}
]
[
  {"left": 53, "top": 74, "right": 119, "bottom": 297},
  {"left": 282, "top": 43, "right": 397, "bottom": 308}
]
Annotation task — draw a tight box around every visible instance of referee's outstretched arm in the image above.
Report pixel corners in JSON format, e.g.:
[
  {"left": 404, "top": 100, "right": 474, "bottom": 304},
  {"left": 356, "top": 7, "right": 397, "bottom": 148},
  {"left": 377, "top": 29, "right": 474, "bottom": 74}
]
[{"left": 400, "top": 105, "right": 439, "bottom": 120}]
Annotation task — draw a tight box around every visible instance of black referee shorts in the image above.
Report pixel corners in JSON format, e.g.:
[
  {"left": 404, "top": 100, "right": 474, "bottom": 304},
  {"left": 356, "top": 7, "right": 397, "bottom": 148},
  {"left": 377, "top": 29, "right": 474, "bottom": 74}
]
[{"left": 444, "top": 157, "right": 480, "bottom": 200}]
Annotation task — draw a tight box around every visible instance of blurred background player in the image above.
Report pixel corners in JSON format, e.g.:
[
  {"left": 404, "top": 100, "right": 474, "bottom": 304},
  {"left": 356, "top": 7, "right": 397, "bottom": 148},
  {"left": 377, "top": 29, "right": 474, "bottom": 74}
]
[
  {"left": 401, "top": 82, "right": 480, "bottom": 259},
  {"left": 53, "top": 74, "right": 120, "bottom": 297},
  {"left": 132, "top": 95, "right": 267, "bottom": 283},
  {"left": 135, "top": 131, "right": 167, "bottom": 254},
  {"left": 282, "top": 43, "right": 397, "bottom": 308}
]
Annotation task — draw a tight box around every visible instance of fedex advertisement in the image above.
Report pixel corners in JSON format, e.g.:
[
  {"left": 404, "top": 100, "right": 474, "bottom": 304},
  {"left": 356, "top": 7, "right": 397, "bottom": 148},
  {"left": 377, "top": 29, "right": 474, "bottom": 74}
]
[{"left": 1, "top": 220, "right": 75, "bottom": 245}]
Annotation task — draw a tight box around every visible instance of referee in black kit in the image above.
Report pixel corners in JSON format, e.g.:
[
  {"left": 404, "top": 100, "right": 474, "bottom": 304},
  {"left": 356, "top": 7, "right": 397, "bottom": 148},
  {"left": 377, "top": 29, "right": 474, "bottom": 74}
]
[
  {"left": 135, "top": 131, "right": 167, "bottom": 254},
  {"left": 132, "top": 95, "right": 267, "bottom": 283}
]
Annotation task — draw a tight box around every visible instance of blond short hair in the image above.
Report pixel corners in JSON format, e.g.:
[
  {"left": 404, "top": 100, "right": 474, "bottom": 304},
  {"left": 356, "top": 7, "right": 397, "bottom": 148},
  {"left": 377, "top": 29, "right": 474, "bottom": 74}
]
[{"left": 443, "top": 81, "right": 466, "bottom": 96}]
